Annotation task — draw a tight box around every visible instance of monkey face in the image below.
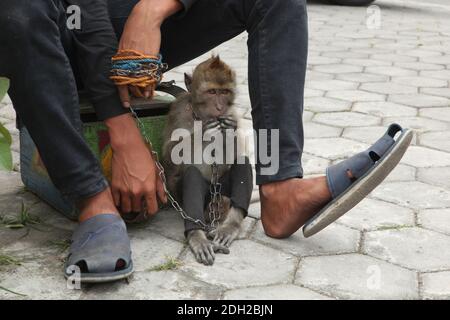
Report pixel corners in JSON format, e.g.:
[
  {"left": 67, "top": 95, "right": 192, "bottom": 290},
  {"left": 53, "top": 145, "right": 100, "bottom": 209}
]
[
  {"left": 184, "top": 55, "right": 237, "bottom": 120},
  {"left": 199, "top": 87, "right": 234, "bottom": 118}
]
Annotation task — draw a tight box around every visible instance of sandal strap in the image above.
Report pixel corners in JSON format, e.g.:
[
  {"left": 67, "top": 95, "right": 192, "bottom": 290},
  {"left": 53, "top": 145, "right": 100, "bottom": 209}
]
[{"left": 326, "top": 124, "right": 403, "bottom": 199}]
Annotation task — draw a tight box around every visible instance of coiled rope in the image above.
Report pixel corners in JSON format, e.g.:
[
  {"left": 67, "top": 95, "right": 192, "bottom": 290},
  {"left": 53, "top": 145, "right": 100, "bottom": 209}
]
[{"left": 110, "top": 50, "right": 168, "bottom": 88}]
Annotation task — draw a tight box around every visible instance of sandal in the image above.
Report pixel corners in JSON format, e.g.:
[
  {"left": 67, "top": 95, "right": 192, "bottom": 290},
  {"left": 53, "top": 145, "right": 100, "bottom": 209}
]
[
  {"left": 64, "top": 214, "right": 133, "bottom": 283},
  {"left": 303, "top": 123, "right": 413, "bottom": 238}
]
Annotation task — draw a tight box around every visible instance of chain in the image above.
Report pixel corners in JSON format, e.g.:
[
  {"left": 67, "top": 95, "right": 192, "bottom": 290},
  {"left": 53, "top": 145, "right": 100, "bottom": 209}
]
[
  {"left": 208, "top": 162, "right": 223, "bottom": 229},
  {"left": 129, "top": 106, "right": 215, "bottom": 232}
]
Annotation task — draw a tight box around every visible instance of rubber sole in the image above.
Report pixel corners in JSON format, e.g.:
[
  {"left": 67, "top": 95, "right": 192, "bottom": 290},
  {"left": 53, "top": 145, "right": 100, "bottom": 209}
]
[
  {"left": 64, "top": 262, "right": 134, "bottom": 284},
  {"left": 302, "top": 128, "right": 414, "bottom": 238}
]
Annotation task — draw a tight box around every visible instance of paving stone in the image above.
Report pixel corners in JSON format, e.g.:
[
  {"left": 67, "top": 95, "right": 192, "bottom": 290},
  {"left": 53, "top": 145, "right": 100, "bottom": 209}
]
[
  {"left": 127, "top": 229, "right": 185, "bottom": 272},
  {"left": 417, "top": 167, "right": 450, "bottom": 190},
  {"left": 420, "top": 107, "right": 450, "bottom": 123},
  {"left": 421, "top": 271, "right": 450, "bottom": 299},
  {"left": 365, "top": 66, "right": 417, "bottom": 77},
  {"left": 371, "top": 53, "right": 418, "bottom": 62},
  {"left": 383, "top": 116, "right": 450, "bottom": 133},
  {"left": 353, "top": 101, "right": 417, "bottom": 118},
  {"left": 304, "top": 137, "right": 368, "bottom": 160},
  {"left": 391, "top": 76, "right": 447, "bottom": 88},
  {"left": 304, "top": 97, "right": 352, "bottom": 113},
  {"left": 421, "top": 87, "right": 450, "bottom": 99},
  {"left": 338, "top": 198, "right": 415, "bottom": 231},
  {"left": 223, "top": 284, "right": 330, "bottom": 300},
  {"left": 336, "top": 72, "right": 390, "bottom": 83},
  {"left": 342, "top": 126, "right": 397, "bottom": 144},
  {"left": 360, "top": 82, "right": 418, "bottom": 95},
  {"left": 247, "top": 202, "right": 261, "bottom": 219},
  {"left": 252, "top": 221, "right": 359, "bottom": 257},
  {"left": 418, "top": 209, "right": 450, "bottom": 235},
  {"left": 238, "top": 217, "right": 257, "bottom": 240},
  {"left": 180, "top": 240, "right": 296, "bottom": 289},
  {"left": 313, "top": 64, "right": 363, "bottom": 74},
  {"left": 388, "top": 94, "right": 450, "bottom": 108},
  {"left": 326, "top": 90, "right": 386, "bottom": 102},
  {"left": 304, "top": 122, "right": 342, "bottom": 138},
  {"left": 421, "top": 69, "right": 450, "bottom": 80},
  {"left": 307, "top": 79, "right": 358, "bottom": 91},
  {"left": 0, "top": 104, "right": 16, "bottom": 120},
  {"left": 342, "top": 58, "right": 391, "bottom": 67},
  {"left": 401, "top": 49, "right": 442, "bottom": 58},
  {"left": 305, "top": 71, "right": 334, "bottom": 81},
  {"left": 303, "top": 110, "right": 314, "bottom": 122},
  {"left": 395, "top": 62, "right": 444, "bottom": 71},
  {"left": 0, "top": 171, "right": 26, "bottom": 196},
  {"left": 420, "top": 130, "right": 450, "bottom": 152},
  {"left": 371, "top": 181, "right": 450, "bottom": 209},
  {"left": 142, "top": 209, "right": 186, "bottom": 242},
  {"left": 295, "top": 254, "right": 418, "bottom": 299},
  {"left": 81, "top": 271, "right": 222, "bottom": 300},
  {"left": 313, "top": 112, "right": 380, "bottom": 128},
  {"left": 384, "top": 164, "right": 416, "bottom": 182},
  {"left": 0, "top": 261, "right": 82, "bottom": 300},
  {"left": 302, "top": 153, "right": 330, "bottom": 175},
  {"left": 307, "top": 56, "right": 341, "bottom": 65},
  {"left": 322, "top": 51, "right": 369, "bottom": 59},
  {"left": 422, "top": 55, "right": 450, "bottom": 64},
  {"left": 401, "top": 146, "right": 450, "bottom": 168},
  {"left": 364, "top": 228, "right": 450, "bottom": 272},
  {"left": 303, "top": 88, "right": 324, "bottom": 98}
]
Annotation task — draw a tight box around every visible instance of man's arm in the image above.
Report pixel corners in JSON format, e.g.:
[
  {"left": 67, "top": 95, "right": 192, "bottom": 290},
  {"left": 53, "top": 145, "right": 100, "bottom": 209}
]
[{"left": 65, "top": 0, "right": 126, "bottom": 121}]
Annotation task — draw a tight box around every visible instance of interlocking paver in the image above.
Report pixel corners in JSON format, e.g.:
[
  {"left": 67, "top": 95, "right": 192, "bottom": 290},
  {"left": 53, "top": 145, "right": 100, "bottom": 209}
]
[
  {"left": 421, "top": 271, "right": 450, "bottom": 299},
  {"left": 337, "top": 198, "right": 414, "bottom": 232},
  {"left": 295, "top": 254, "right": 418, "bottom": 300},
  {"left": 251, "top": 221, "right": 359, "bottom": 257},
  {"left": 363, "top": 228, "right": 450, "bottom": 272}
]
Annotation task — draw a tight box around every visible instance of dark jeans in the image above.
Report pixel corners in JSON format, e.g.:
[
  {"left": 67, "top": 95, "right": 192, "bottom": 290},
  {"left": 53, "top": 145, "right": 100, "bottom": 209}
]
[{"left": 0, "top": 0, "right": 308, "bottom": 202}]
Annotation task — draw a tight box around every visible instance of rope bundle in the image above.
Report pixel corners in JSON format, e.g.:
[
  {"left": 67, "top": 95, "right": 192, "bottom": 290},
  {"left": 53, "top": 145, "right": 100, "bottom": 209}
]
[{"left": 110, "top": 50, "right": 168, "bottom": 88}]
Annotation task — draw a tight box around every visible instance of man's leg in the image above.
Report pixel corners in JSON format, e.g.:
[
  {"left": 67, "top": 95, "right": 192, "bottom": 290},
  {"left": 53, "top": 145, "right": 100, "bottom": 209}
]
[
  {"left": 109, "top": 0, "right": 331, "bottom": 238},
  {"left": 0, "top": 0, "right": 118, "bottom": 219}
]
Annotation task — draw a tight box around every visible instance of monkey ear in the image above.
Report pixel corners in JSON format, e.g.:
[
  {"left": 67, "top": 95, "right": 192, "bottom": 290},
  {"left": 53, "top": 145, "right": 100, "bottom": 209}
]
[{"left": 184, "top": 73, "right": 193, "bottom": 92}]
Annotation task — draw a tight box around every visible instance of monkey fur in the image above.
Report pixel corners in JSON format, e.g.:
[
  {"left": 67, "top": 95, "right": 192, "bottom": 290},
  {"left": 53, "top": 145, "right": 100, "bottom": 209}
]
[{"left": 162, "top": 56, "right": 253, "bottom": 265}]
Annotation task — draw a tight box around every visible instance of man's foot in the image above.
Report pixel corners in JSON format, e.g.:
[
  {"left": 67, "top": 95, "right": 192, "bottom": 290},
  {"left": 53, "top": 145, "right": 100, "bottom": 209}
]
[
  {"left": 77, "top": 187, "right": 120, "bottom": 222},
  {"left": 260, "top": 124, "right": 413, "bottom": 239},
  {"left": 260, "top": 177, "right": 332, "bottom": 239}
]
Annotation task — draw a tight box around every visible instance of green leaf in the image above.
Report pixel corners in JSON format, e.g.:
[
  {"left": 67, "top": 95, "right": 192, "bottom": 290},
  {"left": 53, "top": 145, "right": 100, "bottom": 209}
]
[
  {"left": 0, "top": 124, "right": 13, "bottom": 171},
  {"left": 0, "top": 123, "right": 11, "bottom": 146},
  {"left": 0, "top": 77, "right": 9, "bottom": 102}
]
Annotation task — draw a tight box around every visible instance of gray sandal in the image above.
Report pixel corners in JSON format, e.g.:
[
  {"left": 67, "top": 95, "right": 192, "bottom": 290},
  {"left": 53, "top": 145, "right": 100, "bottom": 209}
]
[
  {"left": 64, "top": 214, "right": 133, "bottom": 283},
  {"left": 303, "top": 123, "right": 413, "bottom": 238}
]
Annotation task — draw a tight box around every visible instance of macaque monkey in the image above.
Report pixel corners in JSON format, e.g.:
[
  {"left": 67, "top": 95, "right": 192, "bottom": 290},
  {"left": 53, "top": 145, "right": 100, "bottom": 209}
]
[{"left": 162, "top": 56, "right": 253, "bottom": 265}]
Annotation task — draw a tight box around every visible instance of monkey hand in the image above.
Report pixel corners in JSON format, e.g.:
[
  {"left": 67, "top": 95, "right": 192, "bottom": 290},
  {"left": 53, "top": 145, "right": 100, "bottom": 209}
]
[
  {"left": 188, "top": 230, "right": 230, "bottom": 266},
  {"left": 218, "top": 116, "right": 238, "bottom": 131},
  {"left": 202, "top": 119, "right": 222, "bottom": 139}
]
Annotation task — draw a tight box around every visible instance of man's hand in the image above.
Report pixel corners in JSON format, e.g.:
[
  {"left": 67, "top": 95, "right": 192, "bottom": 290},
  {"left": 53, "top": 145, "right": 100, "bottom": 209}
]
[
  {"left": 106, "top": 113, "right": 167, "bottom": 216},
  {"left": 117, "top": 0, "right": 183, "bottom": 107}
]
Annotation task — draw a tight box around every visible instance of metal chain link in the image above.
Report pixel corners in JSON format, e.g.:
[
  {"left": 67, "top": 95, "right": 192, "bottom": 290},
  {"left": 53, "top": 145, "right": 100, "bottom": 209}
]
[
  {"left": 129, "top": 106, "right": 220, "bottom": 232},
  {"left": 209, "top": 162, "right": 223, "bottom": 229}
]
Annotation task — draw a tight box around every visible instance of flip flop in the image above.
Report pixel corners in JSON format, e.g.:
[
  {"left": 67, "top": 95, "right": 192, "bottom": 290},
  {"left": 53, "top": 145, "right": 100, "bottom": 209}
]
[
  {"left": 64, "top": 214, "right": 133, "bottom": 283},
  {"left": 302, "top": 123, "right": 413, "bottom": 238}
]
